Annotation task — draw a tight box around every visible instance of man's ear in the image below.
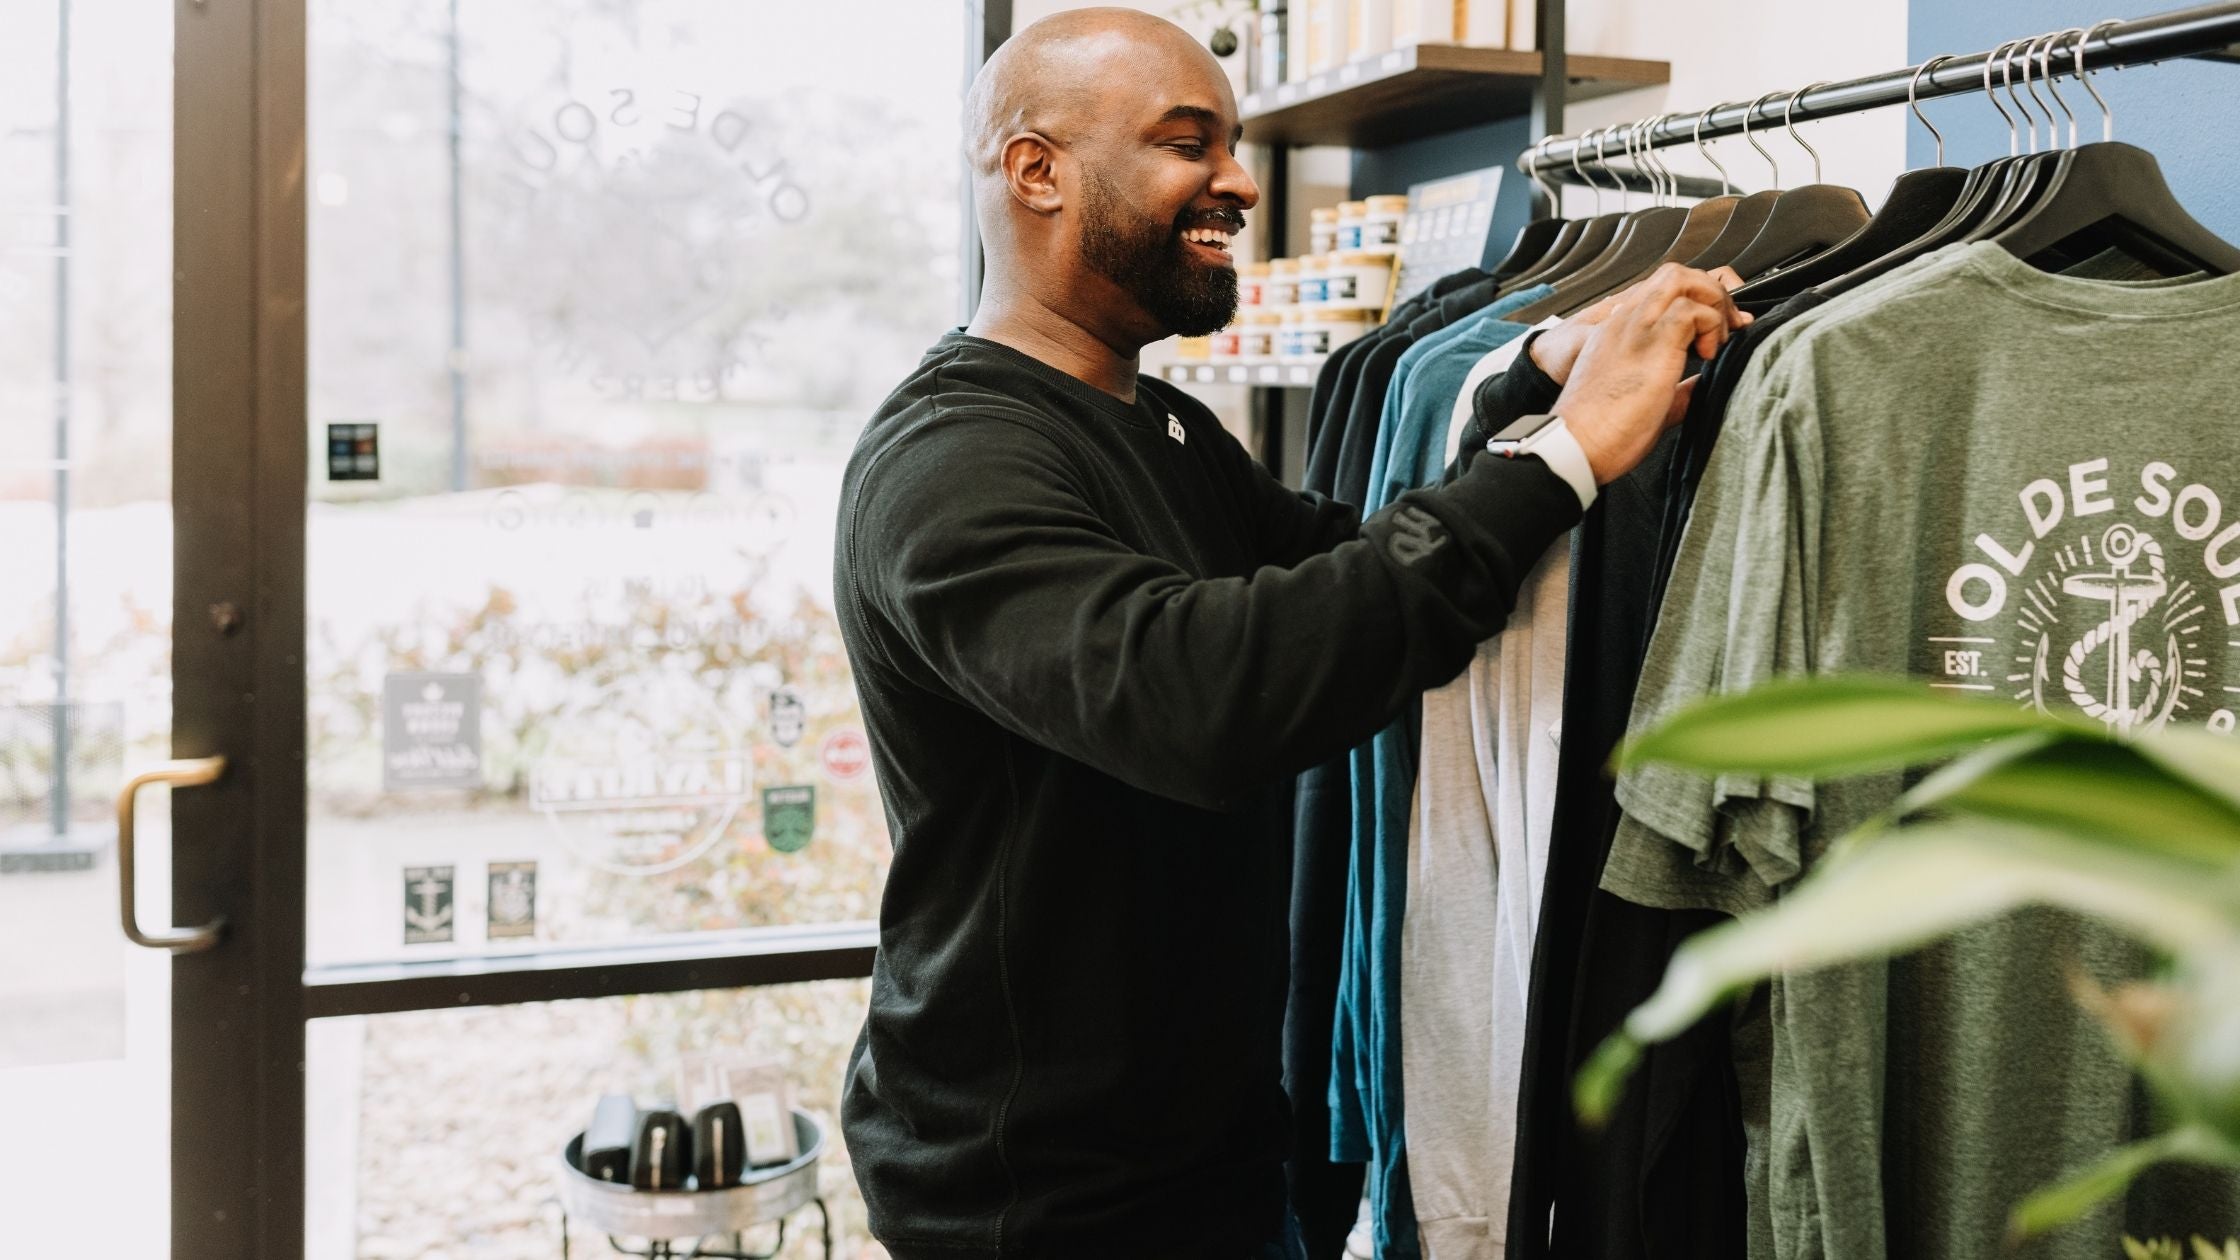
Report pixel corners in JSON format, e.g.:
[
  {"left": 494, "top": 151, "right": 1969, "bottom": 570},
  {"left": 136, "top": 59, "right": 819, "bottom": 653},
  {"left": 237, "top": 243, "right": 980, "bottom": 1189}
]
[{"left": 1001, "top": 132, "right": 1065, "bottom": 215}]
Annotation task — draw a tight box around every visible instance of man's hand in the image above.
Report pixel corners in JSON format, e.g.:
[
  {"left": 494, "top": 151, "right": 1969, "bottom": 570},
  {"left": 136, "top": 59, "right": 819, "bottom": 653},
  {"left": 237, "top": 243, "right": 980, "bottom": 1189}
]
[
  {"left": 1551, "top": 265, "right": 1751, "bottom": 486},
  {"left": 1527, "top": 265, "right": 1743, "bottom": 385}
]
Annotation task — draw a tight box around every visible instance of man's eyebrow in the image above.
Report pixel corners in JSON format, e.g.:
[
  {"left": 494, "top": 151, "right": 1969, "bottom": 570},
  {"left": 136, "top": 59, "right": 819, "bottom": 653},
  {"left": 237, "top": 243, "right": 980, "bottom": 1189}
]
[{"left": 1153, "top": 104, "right": 1245, "bottom": 146}]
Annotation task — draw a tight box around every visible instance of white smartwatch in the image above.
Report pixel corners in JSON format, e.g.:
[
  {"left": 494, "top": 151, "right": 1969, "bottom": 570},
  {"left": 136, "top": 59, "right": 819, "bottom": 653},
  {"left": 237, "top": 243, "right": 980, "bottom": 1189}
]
[
  {"left": 1486, "top": 413, "right": 1598, "bottom": 509},
  {"left": 1485, "top": 412, "right": 1563, "bottom": 458}
]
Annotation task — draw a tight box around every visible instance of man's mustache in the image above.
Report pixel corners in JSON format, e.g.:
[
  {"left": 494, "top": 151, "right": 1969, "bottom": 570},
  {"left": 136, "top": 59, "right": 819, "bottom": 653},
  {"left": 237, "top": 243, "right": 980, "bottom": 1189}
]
[{"left": 1175, "top": 208, "right": 1247, "bottom": 234}]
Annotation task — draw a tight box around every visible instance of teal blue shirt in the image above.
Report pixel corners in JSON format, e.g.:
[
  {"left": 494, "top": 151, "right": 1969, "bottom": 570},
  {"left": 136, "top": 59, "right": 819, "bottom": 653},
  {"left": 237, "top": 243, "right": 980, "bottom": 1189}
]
[{"left": 1331, "top": 283, "right": 1550, "bottom": 1260}]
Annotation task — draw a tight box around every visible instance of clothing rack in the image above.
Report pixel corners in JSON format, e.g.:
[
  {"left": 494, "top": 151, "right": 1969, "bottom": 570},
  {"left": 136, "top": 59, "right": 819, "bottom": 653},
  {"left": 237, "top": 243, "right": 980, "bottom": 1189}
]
[{"left": 1519, "top": 1, "right": 2240, "bottom": 199}]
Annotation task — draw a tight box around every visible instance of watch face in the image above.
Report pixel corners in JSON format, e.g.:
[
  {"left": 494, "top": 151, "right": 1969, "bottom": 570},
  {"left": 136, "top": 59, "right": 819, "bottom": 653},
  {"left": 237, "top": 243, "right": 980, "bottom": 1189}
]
[{"left": 1487, "top": 412, "right": 1560, "bottom": 446}]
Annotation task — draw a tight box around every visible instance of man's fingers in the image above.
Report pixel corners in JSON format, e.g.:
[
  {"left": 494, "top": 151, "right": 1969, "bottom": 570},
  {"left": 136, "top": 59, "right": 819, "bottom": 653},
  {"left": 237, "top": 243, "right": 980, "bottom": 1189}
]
[
  {"left": 1647, "top": 298, "right": 1735, "bottom": 361},
  {"left": 1620, "top": 265, "right": 1752, "bottom": 332},
  {"left": 1707, "top": 266, "right": 1745, "bottom": 292},
  {"left": 1574, "top": 289, "right": 1628, "bottom": 325}
]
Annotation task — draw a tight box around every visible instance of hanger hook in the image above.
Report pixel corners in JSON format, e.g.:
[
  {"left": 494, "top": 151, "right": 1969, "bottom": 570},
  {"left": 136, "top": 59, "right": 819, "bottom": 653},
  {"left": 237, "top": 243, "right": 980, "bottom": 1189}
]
[
  {"left": 1633, "top": 118, "right": 1653, "bottom": 205},
  {"left": 1643, "top": 115, "right": 1674, "bottom": 205},
  {"left": 1742, "top": 90, "right": 1782, "bottom": 187},
  {"left": 2002, "top": 36, "right": 2040, "bottom": 155},
  {"left": 1639, "top": 118, "right": 1657, "bottom": 207},
  {"left": 1579, "top": 127, "right": 1607, "bottom": 214},
  {"left": 1522, "top": 134, "right": 1558, "bottom": 209},
  {"left": 1615, "top": 120, "right": 1636, "bottom": 205},
  {"left": 1983, "top": 39, "right": 2019, "bottom": 157},
  {"left": 1537, "top": 134, "right": 1561, "bottom": 206},
  {"left": 2020, "top": 33, "right": 2059, "bottom": 153},
  {"left": 1909, "top": 55, "right": 1952, "bottom": 167},
  {"left": 1648, "top": 118, "right": 1666, "bottom": 207},
  {"left": 2041, "top": 30, "right": 2081, "bottom": 148},
  {"left": 1693, "top": 103, "right": 1733, "bottom": 196},
  {"left": 1783, "top": 82, "right": 1828, "bottom": 184},
  {"left": 2075, "top": 19, "right": 2118, "bottom": 142}
]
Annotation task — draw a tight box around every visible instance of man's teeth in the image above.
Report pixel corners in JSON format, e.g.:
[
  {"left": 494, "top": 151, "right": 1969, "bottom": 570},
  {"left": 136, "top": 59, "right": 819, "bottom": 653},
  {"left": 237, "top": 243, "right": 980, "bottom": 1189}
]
[{"left": 1182, "top": 227, "right": 1234, "bottom": 248}]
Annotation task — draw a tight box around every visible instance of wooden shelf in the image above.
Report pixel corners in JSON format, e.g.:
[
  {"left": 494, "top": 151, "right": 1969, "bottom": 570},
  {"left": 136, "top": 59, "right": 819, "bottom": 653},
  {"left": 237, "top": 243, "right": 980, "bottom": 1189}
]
[
  {"left": 1160, "top": 362, "right": 1319, "bottom": 389},
  {"left": 1240, "top": 44, "right": 1670, "bottom": 148}
]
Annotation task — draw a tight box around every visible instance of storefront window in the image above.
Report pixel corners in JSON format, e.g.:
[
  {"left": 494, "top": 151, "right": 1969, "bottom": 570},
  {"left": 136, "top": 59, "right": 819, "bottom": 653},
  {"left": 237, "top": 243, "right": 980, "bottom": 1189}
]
[{"left": 304, "top": 0, "right": 964, "bottom": 966}]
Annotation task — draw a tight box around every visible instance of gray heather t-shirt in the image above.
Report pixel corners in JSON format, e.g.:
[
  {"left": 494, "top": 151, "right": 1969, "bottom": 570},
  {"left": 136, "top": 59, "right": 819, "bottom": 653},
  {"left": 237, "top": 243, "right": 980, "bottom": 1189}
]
[{"left": 1604, "top": 242, "right": 2240, "bottom": 1259}]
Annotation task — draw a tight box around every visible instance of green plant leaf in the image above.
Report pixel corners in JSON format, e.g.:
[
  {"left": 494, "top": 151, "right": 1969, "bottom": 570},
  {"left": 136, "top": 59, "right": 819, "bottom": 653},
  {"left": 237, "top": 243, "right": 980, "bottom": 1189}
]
[
  {"left": 1614, "top": 676, "right": 2097, "bottom": 778},
  {"left": 1897, "top": 739, "right": 2240, "bottom": 869},
  {"left": 2134, "top": 728, "right": 2240, "bottom": 816},
  {"left": 1580, "top": 821, "right": 2240, "bottom": 1109},
  {"left": 2010, "top": 1126, "right": 2240, "bottom": 1241}
]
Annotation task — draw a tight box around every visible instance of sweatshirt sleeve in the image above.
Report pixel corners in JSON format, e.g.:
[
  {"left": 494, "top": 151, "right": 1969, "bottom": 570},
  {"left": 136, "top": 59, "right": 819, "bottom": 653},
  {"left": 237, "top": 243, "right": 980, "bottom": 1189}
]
[
  {"left": 1451, "top": 331, "right": 1563, "bottom": 478},
  {"left": 846, "top": 409, "right": 1581, "bottom": 811}
]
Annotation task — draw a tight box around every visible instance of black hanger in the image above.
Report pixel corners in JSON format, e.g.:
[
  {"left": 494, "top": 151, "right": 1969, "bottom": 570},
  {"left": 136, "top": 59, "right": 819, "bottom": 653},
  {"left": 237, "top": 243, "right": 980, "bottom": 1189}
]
[
  {"left": 1721, "top": 59, "right": 1979, "bottom": 302},
  {"left": 1733, "top": 168, "right": 1968, "bottom": 303},
  {"left": 1652, "top": 101, "right": 1772, "bottom": 273},
  {"left": 1960, "top": 35, "right": 2093, "bottom": 244},
  {"left": 1490, "top": 218, "right": 1569, "bottom": 282},
  {"left": 1813, "top": 43, "right": 2052, "bottom": 298},
  {"left": 1510, "top": 120, "right": 1694, "bottom": 318},
  {"left": 1989, "top": 23, "right": 2237, "bottom": 272},
  {"left": 1500, "top": 127, "right": 1643, "bottom": 294},
  {"left": 1993, "top": 142, "right": 2240, "bottom": 274},
  {"left": 1498, "top": 212, "right": 1623, "bottom": 293},
  {"left": 1718, "top": 184, "right": 1869, "bottom": 280},
  {"left": 1556, "top": 197, "right": 1741, "bottom": 316},
  {"left": 1716, "top": 87, "right": 1869, "bottom": 280},
  {"left": 1511, "top": 206, "right": 1689, "bottom": 321},
  {"left": 1701, "top": 88, "right": 1870, "bottom": 280},
  {"left": 1682, "top": 190, "right": 1778, "bottom": 270},
  {"left": 1545, "top": 118, "right": 1743, "bottom": 313}
]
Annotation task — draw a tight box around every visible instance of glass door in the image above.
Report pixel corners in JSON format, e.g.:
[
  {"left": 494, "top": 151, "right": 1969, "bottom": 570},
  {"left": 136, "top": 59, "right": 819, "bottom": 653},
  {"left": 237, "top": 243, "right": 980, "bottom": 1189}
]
[{"left": 0, "top": 1, "right": 184, "bottom": 1253}]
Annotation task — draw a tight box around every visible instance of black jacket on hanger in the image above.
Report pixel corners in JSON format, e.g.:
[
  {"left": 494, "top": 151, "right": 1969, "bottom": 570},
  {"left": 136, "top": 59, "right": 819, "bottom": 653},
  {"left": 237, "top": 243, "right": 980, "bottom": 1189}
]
[{"left": 1503, "top": 425, "right": 1749, "bottom": 1260}]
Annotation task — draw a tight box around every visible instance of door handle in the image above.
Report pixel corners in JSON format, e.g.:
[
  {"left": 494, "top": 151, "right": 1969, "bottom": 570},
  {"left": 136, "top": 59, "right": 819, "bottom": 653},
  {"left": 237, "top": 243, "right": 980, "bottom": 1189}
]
[{"left": 117, "top": 756, "right": 228, "bottom": 953}]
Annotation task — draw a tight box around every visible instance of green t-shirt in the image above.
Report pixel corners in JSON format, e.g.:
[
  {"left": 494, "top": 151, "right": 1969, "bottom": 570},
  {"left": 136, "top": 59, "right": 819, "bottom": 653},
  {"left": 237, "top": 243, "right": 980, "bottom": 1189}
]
[{"left": 1605, "top": 242, "right": 2240, "bottom": 1259}]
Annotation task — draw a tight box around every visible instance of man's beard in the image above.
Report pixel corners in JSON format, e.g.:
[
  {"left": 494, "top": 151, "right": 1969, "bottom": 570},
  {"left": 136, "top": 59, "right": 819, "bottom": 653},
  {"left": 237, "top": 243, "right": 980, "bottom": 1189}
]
[{"left": 1079, "top": 170, "right": 1238, "bottom": 337}]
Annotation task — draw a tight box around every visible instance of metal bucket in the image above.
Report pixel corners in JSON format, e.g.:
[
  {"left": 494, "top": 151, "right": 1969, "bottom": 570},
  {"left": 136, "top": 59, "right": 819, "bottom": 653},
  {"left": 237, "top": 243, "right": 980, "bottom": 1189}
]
[{"left": 557, "top": 1109, "right": 824, "bottom": 1239}]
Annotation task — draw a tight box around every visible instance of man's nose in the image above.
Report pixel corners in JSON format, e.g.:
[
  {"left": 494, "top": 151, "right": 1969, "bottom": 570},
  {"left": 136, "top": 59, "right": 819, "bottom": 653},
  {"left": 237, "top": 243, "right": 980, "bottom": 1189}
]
[{"left": 1210, "top": 148, "right": 1260, "bottom": 210}]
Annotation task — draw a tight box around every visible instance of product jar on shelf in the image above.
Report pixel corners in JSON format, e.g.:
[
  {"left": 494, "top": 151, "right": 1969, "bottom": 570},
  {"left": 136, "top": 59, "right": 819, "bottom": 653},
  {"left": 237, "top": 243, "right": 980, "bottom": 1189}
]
[
  {"left": 1324, "top": 251, "right": 1394, "bottom": 311},
  {"left": 1266, "top": 257, "right": 1300, "bottom": 309},
  {"left": 1310, "top": 207, "right": 1339, "bottom": 258},
  {"left": 1286, "top": 307, "right": 1378, "bottom": 363},
  {"left": 1209, "top": 322, "right": 1244, "bottom": 362},
  {"left": 1359, "top": 195, "right": 1408, "bottom": 253},
  {"left": 1334, "top": 201, "right": 1368, "bottom": 251},
  {"left": 1297, "top": 255, "right": 1331, "bottom": 307},
  {"left": 1240, "top": 311, "right": 1280, "bottom": 362},
  {"left": 1239, "top": 260, "right": 1271, "bottom": 309}
]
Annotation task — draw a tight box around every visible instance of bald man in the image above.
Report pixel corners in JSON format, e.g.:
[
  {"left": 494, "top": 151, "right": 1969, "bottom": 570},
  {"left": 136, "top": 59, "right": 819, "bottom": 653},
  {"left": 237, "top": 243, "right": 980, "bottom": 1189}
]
[{"left": 833, "top": 10, "right": 1748, "bottom": 1259}]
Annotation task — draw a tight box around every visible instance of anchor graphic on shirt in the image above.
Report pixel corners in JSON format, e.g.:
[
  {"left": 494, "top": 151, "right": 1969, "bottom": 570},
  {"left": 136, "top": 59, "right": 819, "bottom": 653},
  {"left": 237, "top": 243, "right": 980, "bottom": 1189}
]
[{"left": 2033, "top": 523, "right": 2183, "bottom": 736}]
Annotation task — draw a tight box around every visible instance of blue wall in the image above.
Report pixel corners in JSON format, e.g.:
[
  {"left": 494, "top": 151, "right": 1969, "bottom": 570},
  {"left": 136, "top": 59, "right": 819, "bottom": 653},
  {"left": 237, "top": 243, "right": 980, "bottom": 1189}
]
[
  {"left": 1350, "top": 115, "right": 1539, "bottom": 269},
  {"left": 1907, "top": 1, "right": 2240, "bottom": 244}
]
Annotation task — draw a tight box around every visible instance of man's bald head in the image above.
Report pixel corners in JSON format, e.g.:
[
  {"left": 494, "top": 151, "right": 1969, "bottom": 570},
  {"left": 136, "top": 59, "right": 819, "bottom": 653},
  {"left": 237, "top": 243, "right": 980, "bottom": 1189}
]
[
  {"left": 962, "top": 7, "right": 1258, "bottom": 347},
  {"left": 965, "top": 8, "right": 1226, "bottom": 178}
]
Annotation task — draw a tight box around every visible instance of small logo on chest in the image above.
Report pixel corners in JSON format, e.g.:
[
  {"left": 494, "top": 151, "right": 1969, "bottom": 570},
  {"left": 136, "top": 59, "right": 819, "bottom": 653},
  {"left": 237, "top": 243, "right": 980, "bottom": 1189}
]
[{"left": 1166, "top": 414, "right": 1187, "bottom": 445}]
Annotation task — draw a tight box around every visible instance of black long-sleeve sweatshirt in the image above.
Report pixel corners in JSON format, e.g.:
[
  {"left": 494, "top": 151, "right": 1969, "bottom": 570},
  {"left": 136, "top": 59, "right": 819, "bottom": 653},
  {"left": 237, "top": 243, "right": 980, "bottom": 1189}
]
[{"left": 834, "top": 332, "right": 1577, "bottom": 1260}]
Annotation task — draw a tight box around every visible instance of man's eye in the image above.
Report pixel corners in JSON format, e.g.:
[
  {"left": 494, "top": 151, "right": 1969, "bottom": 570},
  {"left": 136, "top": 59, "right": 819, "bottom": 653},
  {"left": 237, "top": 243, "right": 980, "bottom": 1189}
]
[{"left": 1169, "top": 142, "right": 1207, "bottom": 158}]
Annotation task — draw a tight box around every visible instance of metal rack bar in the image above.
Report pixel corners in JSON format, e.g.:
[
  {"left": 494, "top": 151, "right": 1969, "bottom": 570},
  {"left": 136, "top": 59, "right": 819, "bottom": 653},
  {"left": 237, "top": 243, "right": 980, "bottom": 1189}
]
[{"left": 1525, "top": 0, "right": 2240, "bottom": 188}]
